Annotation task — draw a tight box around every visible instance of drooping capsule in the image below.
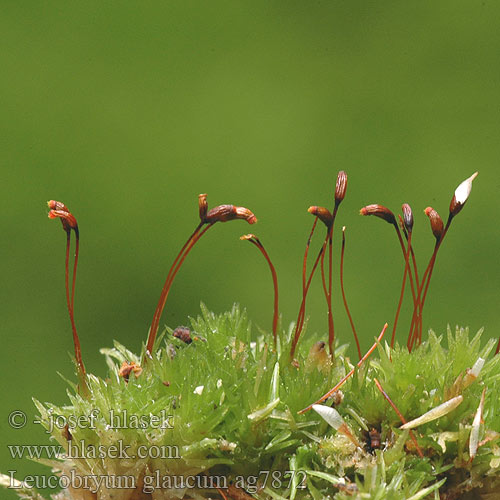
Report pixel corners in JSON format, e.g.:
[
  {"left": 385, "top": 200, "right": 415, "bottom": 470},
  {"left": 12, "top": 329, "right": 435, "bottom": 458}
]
[
  {"left": 360, "top": 204, "right": 397, "bottom": 225},
  {"left": 204, "top": 204, "right": 257, "bottom": 224}
]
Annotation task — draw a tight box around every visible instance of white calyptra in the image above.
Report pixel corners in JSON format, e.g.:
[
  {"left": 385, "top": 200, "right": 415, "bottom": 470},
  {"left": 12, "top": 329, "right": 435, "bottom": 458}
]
[
  {"left": 312, "top": 404, "right": 344, "bottom": 430},
  {"left": 463, "top": 357, "right": 485, "bottom": 388},
  {"left": 313, "top": 404, "right": 362, "bottom": 448},
  {"left": 454, "top": 172, "right": 478, "bottom": 205},
  {"left": 400, "top": 395, "right": 463, "bottom": 430},
  {"left": 470, "top": 357, "right": 485, "bottom": 377}
]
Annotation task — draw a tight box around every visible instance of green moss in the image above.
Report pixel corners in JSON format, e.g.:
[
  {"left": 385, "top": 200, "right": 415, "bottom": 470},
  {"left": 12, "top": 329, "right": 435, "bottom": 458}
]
[{"left": 2, "top": 305, "right": 499, "bottom": 499}]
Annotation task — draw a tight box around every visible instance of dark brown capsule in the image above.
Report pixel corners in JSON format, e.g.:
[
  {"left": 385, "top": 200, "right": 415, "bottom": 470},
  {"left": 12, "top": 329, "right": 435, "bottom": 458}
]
[
  {"left": 204, "top": 205, "right": 257, "bottom": 224},
  {"left": 173, "top": 326, "right": 193, "bottom": 344},
  {"left": 424, "top": 207, "right": 444, "bottom": 241},
  {"left": 368, "top": 427, "right": 381, "bottom": 451},
  {"left": 308, "top": 206, "right": 333, "bottom": 228},
  {"left": 48, "top": 210, "right": 78, "bottom": 232},
  {"left": 360, "top": 204, "right": 397, "bottom": 225},
  {"left": 198, "top": 193, "right": 208, "bottom": 221},
  {"left": 48, "top": 200, "right": 79, "bottom": 233},
  {"left": 47, "top": 200, "right": 69, "bottom": 212},
  {"left": 402, "top": 203, "right": 413, "bottom": 233},
  {"left": 335, "top": 170, "right": 348, "bottom": 205}
]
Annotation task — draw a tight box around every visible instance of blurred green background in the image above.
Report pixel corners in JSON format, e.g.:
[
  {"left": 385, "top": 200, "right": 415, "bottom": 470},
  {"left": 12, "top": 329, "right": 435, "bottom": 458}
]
[{"left": 1, "top": 2, "right": 499, "bottom": 496}]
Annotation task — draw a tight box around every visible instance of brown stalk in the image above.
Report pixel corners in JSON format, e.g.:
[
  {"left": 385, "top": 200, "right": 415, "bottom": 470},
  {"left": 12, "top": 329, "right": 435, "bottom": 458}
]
[
  {"left": 240, "top": 234, "right": 279, "bottom": 347},
  {"left": 321, "top": 212, "right": 336, "bottom": 357},
  {"left": 320, "top": 239, "right": 330, "bottom": 339},
  {"left": 303, "top": 217, "right": 319, "bottom": 293},
  {"left": 64, "top": 231, "right": 81, "bottom": 368},
  {"left": 145, "top": 196, "right": 257, "bottom": 358},
  {"left": 47, "top": 201, "right": 87, "bottom": 395},
  {"left": 71, "top": 233, "right": 79, "bottom": 313},
  {"left": 308, "top": 207, "right": 332, "bottom": 340},
  {"left": 290, "top": 239, "right": 326, "bottom": 360},
  {"left": 373, "top": 378, "right": 424, "bottom": 457},
  {"left": 409, "top": 173, "right": 478, "bottom": 349},
  {"left": 398, "top": 215, "right": 423, "bottom": 350},
  {"left": 360, "top": 204, "right": 420, "bottom": 347},
  {"left": 340, "top": 226, "right": 361, "bottom": 360},
  {"left": 495, "top": 337, "right": 500, "bottom": 355},
  {"left": 407, "top": 209, "right": 449, "bottom": 351},
  {"left": 291, "top": 172, "right": 348, "bottom": 361},
  {"left": 360, "top": 205, "right": 419, "bottom": 312},
  {"left": 393, "top": 231, "right": 412, "bottom": 350},
  {"left": 317, "top": 171, "right": 347, "bottom": 357},
  {"left": 309, "top": 208, "right": 333, "bottom": 325},
  {"left": 398, "top": 215, "right": 421, "bottom": 303},
  {"left": 393, "top": 222, "right": 419, "bottom": 321},
  {"left": 393, "top": 221, "right": 422, "bottom": 352},
  {"left": 147, "top": 222, "right": 213, "bottom": 356},
  {"left": 391, "top": 204, "right": 413, "bottom": 349},
  {"left": 147, "top": 221, "right": 205, "bottom": 354},
  {"left": 149, "top": 196, "right": 209, "bottom": 337},
  {"left": 414, "top": 215, "right": 451, "bottom": 346},
  {"left": 324, "top": 171, "right": 348, "bottom": 357},
  {"left": 298, "top": 322, "right": 387, "bottom": 414},
  {"left": 290, "top": 207, "right": 332, "bottom": 360}
]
